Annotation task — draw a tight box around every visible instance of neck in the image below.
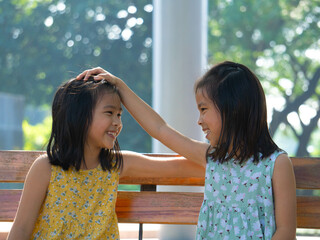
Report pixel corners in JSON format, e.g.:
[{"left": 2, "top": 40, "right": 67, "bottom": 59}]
[{"left": 83, "top": 144, "right": 101, "bottom": 169}]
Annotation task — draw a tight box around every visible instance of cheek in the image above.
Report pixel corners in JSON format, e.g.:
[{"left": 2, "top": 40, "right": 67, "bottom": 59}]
[
  {"left": 216, "top": 115, "right": 222, "bottom": 129},
  {"left": 215, "top": 119, "right": 222, "bottom": 137},
  {"left": 207, "top": 114, "right": 221, "bottom": 134},
  {"left": 212, "top": 108, "right": 222, "bottom": 128},
  {"left": 118, "top": 124, "right": 123, "bottom": 134}
]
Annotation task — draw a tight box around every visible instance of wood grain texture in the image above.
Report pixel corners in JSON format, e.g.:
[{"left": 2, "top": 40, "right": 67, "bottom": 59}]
[
  {"left": 1, "top": 151, "right": 320, "bottom": 187},
  {"left": 0, "top": 190, "right": 21, "bottom": 221},
  {"left": 0, "top": 150, "right": 43, "bottom": 182},
  {"left": 0, "top": 190, "right": 203, "bottom": 223},
  {"left": 292, "top": 157, "right": 320, "bottom": 189},
  {"left": 296, "top": 196, "right": 320, "bottom": 229},
  {"left": 1, "top": 190, "right": 319, "bottom": 228},
  {"left": 116, "top": 191, "right": 203, "bottom": 224}
]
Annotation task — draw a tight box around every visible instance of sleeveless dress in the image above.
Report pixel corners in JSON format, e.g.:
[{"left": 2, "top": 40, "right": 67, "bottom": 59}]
[
  {"left": 31, "top": 164, "right": 120, "bottom": 240},
  {"left": 196, "top": 150, "right": 285, "bottom": 240}
]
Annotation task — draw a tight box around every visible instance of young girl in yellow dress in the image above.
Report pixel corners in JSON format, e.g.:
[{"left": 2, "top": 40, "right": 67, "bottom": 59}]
[{"left": 7, "top": 77, "right": 203, "bottom": 240}]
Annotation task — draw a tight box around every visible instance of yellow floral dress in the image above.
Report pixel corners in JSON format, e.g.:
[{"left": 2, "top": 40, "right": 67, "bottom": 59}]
[{"left": 31, "top": 164, "right": 120, "bottom": 240}]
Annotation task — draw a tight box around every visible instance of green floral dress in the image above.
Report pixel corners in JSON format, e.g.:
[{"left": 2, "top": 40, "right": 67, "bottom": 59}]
[
  {"left": 31, "top": 164, "right": 120, "bottom": 239},
  {"left": 196, "top": 150, "right": 285, "bottom": 240}
]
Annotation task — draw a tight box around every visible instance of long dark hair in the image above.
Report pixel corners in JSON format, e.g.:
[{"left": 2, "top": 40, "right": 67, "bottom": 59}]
[
  {"left": 47, "top": 77, "right": 123, "bottom": 171},
  {"left": 195, "top": 61, "right": 279, "bottom": 164}
]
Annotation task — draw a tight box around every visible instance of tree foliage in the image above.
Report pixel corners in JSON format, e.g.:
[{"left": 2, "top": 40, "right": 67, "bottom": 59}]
[
  {"left": 208, "top": 0, "right": 320, "bottom": 156},
  {"left": 0, "top": 0, "right": 153, "bottom": 152},
  {"left": 23, "top": 115, "right": 52, "bottom": 150},
  {"left": 1, "top": 0, "right": 319, "bottom": 156}
]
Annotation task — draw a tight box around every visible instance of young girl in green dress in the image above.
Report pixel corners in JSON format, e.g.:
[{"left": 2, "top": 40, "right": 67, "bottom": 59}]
[
  {"left": 7, "top": 78, "right": 203, "bottom": 240},
  {"left": 77, "top": 61, "right": 297, "bottom": 239}
]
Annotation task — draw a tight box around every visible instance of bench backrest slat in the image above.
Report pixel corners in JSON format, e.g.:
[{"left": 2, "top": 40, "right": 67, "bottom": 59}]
[
  {"left": 297, "top": 196, "right": 320, "bottom": 229},
  {"left": 0, "top": 151, "right": 42, "bottom": 182},
  {"left": 0, "top": 190, "right": 21, "bottom": 222},
  {"left": 1, "top": 190, "right": 319, "bottom": 228},
  {"left": 291, "top": 158, "right": 320, "bottom": 189},
  {"left": 1, "top": 151, "right": 320, "bottom": 188}
]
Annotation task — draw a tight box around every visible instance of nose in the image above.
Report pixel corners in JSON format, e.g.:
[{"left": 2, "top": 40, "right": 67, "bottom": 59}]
[
  {"left": 113, "top": 115, "right": 122, "bottom": 128},
  {"left": 197, "top": 114, "right": 202, "bottom": 126}
]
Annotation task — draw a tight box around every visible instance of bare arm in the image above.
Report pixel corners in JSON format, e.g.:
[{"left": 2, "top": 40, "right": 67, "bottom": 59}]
[
  {"left": 120, "top": 150, "right": 205, "bottom": 178},
  {"left": 7, "top": 155, "right": 51, "bottom": 240},
  {"left": 77, "top": 68, "right": 209, "bottom": 167},
  {"left": 271, "top": 154, "right": 297, "bottom": 240}
]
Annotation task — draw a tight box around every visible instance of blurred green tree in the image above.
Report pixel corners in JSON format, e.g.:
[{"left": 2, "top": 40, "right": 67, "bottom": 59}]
[
  {"left": 0, "top": 0, "right": 153, "bottom": 152},
  {"left": 1, "top": 0, "right": 319, "bottom": 156},
  {"left": 208, "top": 0, "right": 320, "bottom": 157},
  {"left": 23, "top": 115, "right": 52, "bottom": 150}
]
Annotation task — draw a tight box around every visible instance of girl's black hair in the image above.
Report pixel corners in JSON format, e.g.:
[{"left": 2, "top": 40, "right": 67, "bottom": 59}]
[
  {"left": 195, "top": 61, "right": 279, "bottom": 164},
  {"left": 47, "top": 77, "right": 123, "bottom": 171}
]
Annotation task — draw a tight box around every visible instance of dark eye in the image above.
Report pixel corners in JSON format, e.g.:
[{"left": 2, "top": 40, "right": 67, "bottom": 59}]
[
  {"left": 200, "top": 108, "right": 207, "bottom": 112},
  {"left": 105, "top": 111, "right": 113, "bottom": 115},
  {"left": 117, "top": 113, "right": 122, "bottom": 117}
]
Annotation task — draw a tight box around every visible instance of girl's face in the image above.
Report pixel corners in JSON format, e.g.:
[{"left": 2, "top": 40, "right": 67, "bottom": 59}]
[
  {"left": 86, "top": 92, "right": 122, "bottom": 150},
  {"left": 196, "top": 89, "right": 222, "bottom": 147}
]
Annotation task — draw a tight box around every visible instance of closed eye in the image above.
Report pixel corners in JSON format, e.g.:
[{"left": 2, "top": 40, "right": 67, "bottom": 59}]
[{"left": 105, "top": 111, "right": 113, "bottom": 115}]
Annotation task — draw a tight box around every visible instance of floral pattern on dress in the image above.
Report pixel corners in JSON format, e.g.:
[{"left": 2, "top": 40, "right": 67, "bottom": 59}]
[
  {"left": 196, "top": 150, "right": 285, "bottom": 240},
  {"left": 31, "top": 163, "right": 120, "bottom": 240}
]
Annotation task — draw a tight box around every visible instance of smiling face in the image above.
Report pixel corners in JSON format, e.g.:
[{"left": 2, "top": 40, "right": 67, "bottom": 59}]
[
  {"left": 86, "top": 92, "right": 122, "bottom": 150},
  {"left": 196, "top": 89, "right": 222, "bottom": 147}
]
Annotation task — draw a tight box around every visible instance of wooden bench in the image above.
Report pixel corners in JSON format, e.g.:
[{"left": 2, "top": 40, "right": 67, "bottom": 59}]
[{"left": 0, "top": 150, "right": 320, "bottom": 239}]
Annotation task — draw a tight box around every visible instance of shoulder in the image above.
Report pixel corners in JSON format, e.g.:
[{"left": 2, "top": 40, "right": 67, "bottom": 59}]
[
  {"left": 274, "top": 152, "right": 292, "bottom": 170},
  {"left": 263, "top": 149, "right": 288, "bottom": 167},
  {"left": 32, "top": 154, "right": 51, "bottom": 170},
  {"left": 273, "top": 153, "right": 294, "bottom": 181},
  {"left": 27, "top": 154, "right": 51, "bottom": 183},
  {"left": 266, "top": 149, "right": 287, "bottom": 162}
]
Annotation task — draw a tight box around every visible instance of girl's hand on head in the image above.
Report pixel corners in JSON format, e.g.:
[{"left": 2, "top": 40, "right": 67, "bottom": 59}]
[
  {"left": 76, "top": 67, "right": 107, "bottom": 80},
  {"left": 76, "top": 67, "right": 120, "bottom": 85},
  {"left": 95, "top": 72, "right": 121, "bottom": 85}
]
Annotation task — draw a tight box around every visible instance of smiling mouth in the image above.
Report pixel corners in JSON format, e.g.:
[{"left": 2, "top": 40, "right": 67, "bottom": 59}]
[
  {"left": 203, "top": 129, "right": 210, "bottom": 135},
  {"left": 107, "top": 131, "right": 118, "bottom": 138}
]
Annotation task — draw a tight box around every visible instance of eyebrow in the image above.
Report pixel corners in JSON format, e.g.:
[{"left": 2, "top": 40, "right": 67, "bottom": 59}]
[
  {"left": 197, "top": 102, "right": 206, "bottom": 108},
  {"left": 103, "top": 105, "right": 123, "bottom": 112}
]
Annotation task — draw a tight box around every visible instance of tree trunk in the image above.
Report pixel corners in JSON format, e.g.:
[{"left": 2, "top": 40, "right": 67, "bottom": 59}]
[
  {"left": 269, "top": 67, "right": 320, "bottom": 156},
  {"left": 296, "top": 107, "right": 320, "bottom": 157}
]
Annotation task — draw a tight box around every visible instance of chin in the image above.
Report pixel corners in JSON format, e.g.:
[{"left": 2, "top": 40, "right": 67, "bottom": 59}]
[
  {"left": 100, "top": 143, "right": 113, "bottom": 150},
  {"left": 209, "top": 141, "right": 217, "bottom": 147},
  {"left": 103, "top": 145, "right": 113, "bottom": 150},
  {"left": 106, "top": 143, "right": 115, "bottom": 149}
]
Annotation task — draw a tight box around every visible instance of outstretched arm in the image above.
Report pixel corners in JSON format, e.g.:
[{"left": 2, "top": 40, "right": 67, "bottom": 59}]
[
  {"left": 120, "top": 150, "right": 205, "bottom": 179},
  {"left": 77, "top": 68, "right": 209, "bottom": 167}
]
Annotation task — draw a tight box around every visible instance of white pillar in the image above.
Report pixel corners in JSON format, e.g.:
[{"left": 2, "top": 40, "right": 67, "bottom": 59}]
[{"left": 152, "top": 0, "right": 208, "bottom": 239}]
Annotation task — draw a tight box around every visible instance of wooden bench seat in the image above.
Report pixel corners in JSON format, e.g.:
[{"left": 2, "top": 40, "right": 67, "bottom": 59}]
[{"left": 0, "top": 150, "right": 319, "bottom": 239}]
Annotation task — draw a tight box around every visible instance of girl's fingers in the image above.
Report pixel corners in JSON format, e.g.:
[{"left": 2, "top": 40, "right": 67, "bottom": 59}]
[
  {"left": 76, "top": 71, "right": 87, "bottom": 80},
  {"left": 93, "top": 75, "right": 105, "bottom": 81},
  {"left": 84, "top": 71, "right": 92, "bottom": 80},
  {"left": 76, "top": 70, "right": 92, "bottom": 80},
  {"left": 76, "top": 67, "right": 107, "bottom": 80},
  {"left": 94, "top": 73, "right": 118, "bottom": 85},
  {"left": 95, "top": 73, "right": 111, "bottom": 81}
]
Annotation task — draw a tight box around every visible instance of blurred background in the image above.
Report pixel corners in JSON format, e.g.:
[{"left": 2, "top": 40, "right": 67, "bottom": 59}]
[
  {"left": 0, "top": 0, "right": 319, "bottom": 156},
  {"left": 0, "top": 0, "right": 319, "bottom": 238}
]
